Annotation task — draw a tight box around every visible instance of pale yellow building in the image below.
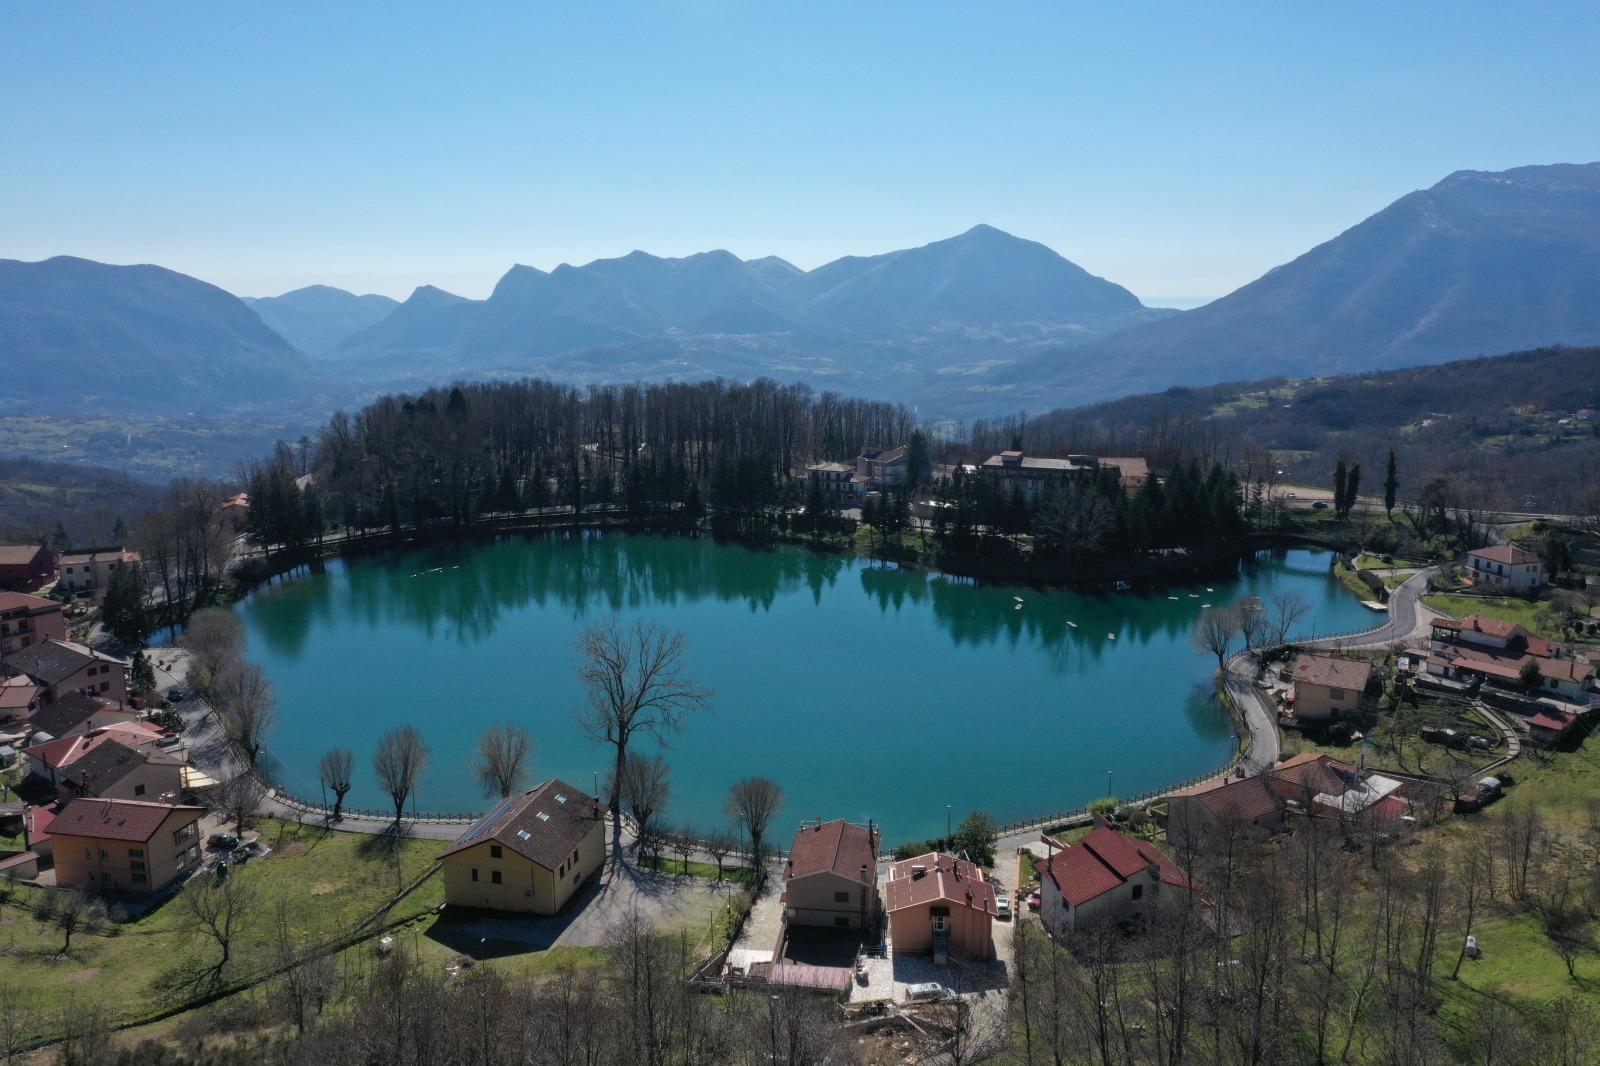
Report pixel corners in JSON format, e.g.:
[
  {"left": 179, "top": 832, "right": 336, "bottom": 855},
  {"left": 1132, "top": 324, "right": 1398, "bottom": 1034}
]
[
  {"left": 1288, "top": 654, "right": 1374, "bottom": 722},
  {"left": 440, "top": 778, "right": 608, "bottom": 915}
]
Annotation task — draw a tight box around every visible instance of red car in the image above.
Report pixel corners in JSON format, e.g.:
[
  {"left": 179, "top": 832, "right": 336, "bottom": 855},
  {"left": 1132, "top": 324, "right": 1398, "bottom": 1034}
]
[{"left": 1027, "top": 891, "right": 1041, "bottom": 911}]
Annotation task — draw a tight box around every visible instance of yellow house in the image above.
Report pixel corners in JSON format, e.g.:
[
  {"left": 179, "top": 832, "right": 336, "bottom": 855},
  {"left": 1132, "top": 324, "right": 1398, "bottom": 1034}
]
[
  {"left": 48, "top": 797, "right": 205, "bottom": 896},
  {"left": 440, "top": 778, "right": 608, "bottom": 915},
  {"left": 1289, "top": 654, "right": 1374, "bottom": 722}
]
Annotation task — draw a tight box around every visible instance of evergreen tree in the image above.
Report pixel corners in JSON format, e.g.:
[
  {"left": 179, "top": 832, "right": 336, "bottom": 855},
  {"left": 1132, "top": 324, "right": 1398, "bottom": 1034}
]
[
  {"left": 904, "top": 430, "right": 932, "bottom": 487},
  {"left": 130, "top": 651, "right": 157, "bottom": 695},
  {"left": 1384, "top": 450, "right": 1399, "bottom": 517},
  {"left": 101, "top": 563, "right": 153, "bottom": 648},
  {"left": 1332, "top": 457, "right": 1348, "bottom": 518},
  {"left": 1343, "top": 463, "right": 1361, "bottom": 520}
]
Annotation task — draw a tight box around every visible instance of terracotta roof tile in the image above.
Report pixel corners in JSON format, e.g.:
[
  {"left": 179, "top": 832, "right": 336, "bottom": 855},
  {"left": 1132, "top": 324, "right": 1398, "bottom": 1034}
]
[
  {"left": 441, "top": 778, "right": 607, "bottom": 871},
  {"left": 48, "top": 798, "right": 203, "bottom": 843},
  {"left": 1291, "top": 654, "right": 1373, "bottom": 692},
  {"left": 884, "top": 852, "right": 997, "bottom": 916},
  {"left": 785, "top": 819, "right": 878, "bottom": 885}
]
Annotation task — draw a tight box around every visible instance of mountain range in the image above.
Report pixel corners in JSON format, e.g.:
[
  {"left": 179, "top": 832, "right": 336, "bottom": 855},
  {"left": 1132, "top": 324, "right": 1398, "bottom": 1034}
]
[
  {"left": 0, "top": 256, "right": 324, "bottom": 415},
  {"left": 3, "top": 162, "right": 1598, "bottom": 423}
]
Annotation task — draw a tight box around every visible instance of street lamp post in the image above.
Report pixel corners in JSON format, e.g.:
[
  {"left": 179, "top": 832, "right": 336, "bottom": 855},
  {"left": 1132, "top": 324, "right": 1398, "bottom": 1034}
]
[
  {"left": 1107, "top": 770, "right": 1114, "bottom": 798},
  {"left": 946, "top": 804, "right": 952, "bottom": 840}
]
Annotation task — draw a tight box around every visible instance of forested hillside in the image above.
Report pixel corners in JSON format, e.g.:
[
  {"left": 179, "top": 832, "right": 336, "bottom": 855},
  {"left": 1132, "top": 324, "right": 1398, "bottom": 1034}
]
[{"left": 1003, "top": 345, "right": 1600, "bottom": 512}]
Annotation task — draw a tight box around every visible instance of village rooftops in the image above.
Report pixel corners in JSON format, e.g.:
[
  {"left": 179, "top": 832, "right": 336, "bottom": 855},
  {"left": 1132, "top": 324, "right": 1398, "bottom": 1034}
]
[
  {"left": 3, "top": 639, "right": 124, "bottom": 687},
  {"left": 0, "top": 677, "right": 39, "bottom": 713},
  {"left": 60, "top": 739, "right": 183, "bottom": 793},
  {"left": 48, "top": 797, "right": 206, "bottom": 843},
  {"left": 1291, "top": 654, "right": 1373, "bottom": 692},
  {"left": 884, "top": 852, "right": 998, "bottom": 916},
  {"left": 441, "top": 778, "right": 607, "bottom": 871},
  {"left": 26, "top": 721, "right": 164, "bottom": 770},
  {"left": 1036, "top": 825, "right": 1192, "bottom": 908},
  {"left": 27, "top": 693, "right": 129, "bottom": 739},
  {"left": 981, "top": 451, "right": 1097, "bottom": 474},
  {"left": 0, "top": 546, "right": 49, "bottom": 566},
  {"left": 1468, "top": 545, "right": 1541, "bottom": 567},
  {"left": 784, "top": 819, "right": 879, "bottom": 885},
  {"left": 806, "top": 461, "right": 854, "bottom": 474},
  {"left": 1170, "top": 774, "right": 1284, "bottom": 823},
  {"left": 55, "top": 546, "right": 138, "bottom": 567}
]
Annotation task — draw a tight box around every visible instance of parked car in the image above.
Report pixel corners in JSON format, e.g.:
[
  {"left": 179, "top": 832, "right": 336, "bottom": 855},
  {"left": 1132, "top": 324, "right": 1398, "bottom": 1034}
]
[
  {"left": 996, "top": 896, "right": 1012, "bottom": 919},
  {"left": 907, "top": 983, "right": 953, "bottom": 1002},
  {"left": 1027, "top": 890, "right": 1041, "bottom": 911},
  {"left": 166, "top": 687, "right": 186, "bottom": 702},
  {"left": 1311, "top": 501, "right": 1328, "bottom": 509},
  {"left": 208, "top": 833, "right": 239, "bottom": 850}
]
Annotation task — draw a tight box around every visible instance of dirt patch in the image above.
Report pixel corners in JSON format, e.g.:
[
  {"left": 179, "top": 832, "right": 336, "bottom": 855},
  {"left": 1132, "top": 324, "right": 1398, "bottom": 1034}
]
[
  {"left": 272, "top": 842, "right": 309, "bottom": 859},
  {"left": 307, "top": 883, "right": 337, "bottom": 897},
  {"left": 70, "top": 968, "right": 101, "bottom": 982}
]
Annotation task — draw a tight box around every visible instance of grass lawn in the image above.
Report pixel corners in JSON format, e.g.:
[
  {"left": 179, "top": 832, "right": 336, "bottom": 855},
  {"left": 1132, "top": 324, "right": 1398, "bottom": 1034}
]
[
  {"left": 1422, "top": 593, "right": 1554, "bottom": 636},
  {"left": 639, "top": 854, "right": 757, "bottom": 885},
  {"left": 0, "top": 819, "right": 446, "bottom": 1039}
]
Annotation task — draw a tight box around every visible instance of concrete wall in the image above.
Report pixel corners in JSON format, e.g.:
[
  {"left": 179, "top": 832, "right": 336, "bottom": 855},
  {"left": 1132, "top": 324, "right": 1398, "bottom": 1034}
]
[
  {"left": 442, "top": 821, "right": 604, "bottom": 915},
  {"left": 888, "top": 900, "right": 992, "bottom": 959},
  {"left": 786, "top": 871, "right": 874, "bottom": 929}
]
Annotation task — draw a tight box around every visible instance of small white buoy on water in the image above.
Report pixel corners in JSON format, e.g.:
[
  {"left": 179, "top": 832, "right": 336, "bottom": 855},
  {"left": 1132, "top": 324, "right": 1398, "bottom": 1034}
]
[
  {"left": 1168, "top": 596, "right": 1179, "bottom": 601},
  {"left": 1015, "top": 603, "right": 1022, "bottom": 610},
  {"left": 1108, "top": 633, "right": 1117, "bottom": 640},
  {"left": 1067, "top": 621, "right": 1078, "bottom": 629}
]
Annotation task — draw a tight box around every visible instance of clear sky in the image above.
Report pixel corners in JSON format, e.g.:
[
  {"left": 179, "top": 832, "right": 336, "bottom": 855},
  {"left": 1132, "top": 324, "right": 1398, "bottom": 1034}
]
[{"left": 4, "top": 2, "right": 1597, "bottom": 305}]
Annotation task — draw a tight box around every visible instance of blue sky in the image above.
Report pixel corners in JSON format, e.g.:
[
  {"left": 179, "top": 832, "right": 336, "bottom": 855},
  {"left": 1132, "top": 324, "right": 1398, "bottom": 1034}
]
[{"left": 3, "top": 2, "right": 1597, "bottom": 305}]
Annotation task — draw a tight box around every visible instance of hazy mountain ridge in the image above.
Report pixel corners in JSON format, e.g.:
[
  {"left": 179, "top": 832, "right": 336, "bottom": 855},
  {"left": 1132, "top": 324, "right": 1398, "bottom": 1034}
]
[
  {"left": 0, "top": 256, "right": 326, "bottom": 415},
  {"left": 322, "top": 225, "right": 1170, "bottom": 391},
  {"left": 242, "top": 284, "right": 399, "bottom": 356},
  {"left": 986, "top": 162, "right": 1600, "bottom": 411}
]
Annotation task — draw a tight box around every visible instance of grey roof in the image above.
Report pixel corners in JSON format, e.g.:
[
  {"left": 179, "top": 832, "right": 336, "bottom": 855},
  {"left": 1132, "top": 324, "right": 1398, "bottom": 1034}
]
[
  {"left": 28, "top": 693, "right": 124, "bottom": 738},
  {"left": 442, "top": 778, "right": 607, "bottom": 871},
  {"left": 60, "top": 739, "right": 179, "bottom": 793},
  {"left": 3, "top": 639, "right": 99, "bottom": 686}
]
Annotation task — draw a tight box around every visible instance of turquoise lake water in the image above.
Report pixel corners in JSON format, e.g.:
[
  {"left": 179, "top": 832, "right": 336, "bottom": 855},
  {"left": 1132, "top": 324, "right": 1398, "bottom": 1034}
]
[{"left": 233, "top": 536, "right": 1372, "bottom": 844}]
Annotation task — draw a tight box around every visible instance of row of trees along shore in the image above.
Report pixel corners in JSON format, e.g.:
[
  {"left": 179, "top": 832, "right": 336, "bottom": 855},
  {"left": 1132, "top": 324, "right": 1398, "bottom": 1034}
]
[{"left": 227, "top": 377, "right": 1251, "bottom": 576}]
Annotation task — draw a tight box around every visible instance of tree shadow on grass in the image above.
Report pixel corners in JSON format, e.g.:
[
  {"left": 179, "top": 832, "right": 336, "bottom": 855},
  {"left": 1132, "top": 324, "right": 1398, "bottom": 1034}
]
[
  {"left": 147, "top": 953, "right": 226, "bottom": 1005},
  {"left": 355, "top": 826, "right": 407, "bottom": 864}
]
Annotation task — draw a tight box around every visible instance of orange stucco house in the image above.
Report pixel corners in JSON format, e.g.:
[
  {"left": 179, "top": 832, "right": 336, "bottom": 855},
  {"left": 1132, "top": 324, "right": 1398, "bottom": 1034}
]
[{"left": 884, "top": 852, "right": 996, "bottom": 962}]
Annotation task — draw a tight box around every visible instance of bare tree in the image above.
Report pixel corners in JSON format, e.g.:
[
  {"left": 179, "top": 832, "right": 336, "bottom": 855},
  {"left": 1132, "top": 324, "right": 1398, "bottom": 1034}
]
[
  {"left": 212, "top": 660, "right": 276, "bottom": 764},
  {"left": 1190, "top": 604, "right": 1242, "bottom": 668},
  {"left": 270, "top": 899, "right": 338, "bottom": 1034},
  {"left": 181, "top": 870, "right": 259, "bottom": 975},
  {"left": 724, "top": 777, "right": 784, "bottom": 866},
  {"left": 318, "top": 747, "right": 354, "bottom": 822},
  {"left": 40, "top": 888, "right": 106, "bottom": 956},
  {"left": 0, "top": 982, "right": 29, "bottom": 1066},
  {"left": 574, "top": 617, "right": 713, "bottom": 858},
  {"left": 373, "top": 725, "right": 430, "bottom": 825},
  {"left": 177, "top": 606, "right": 245, "bottom": 691},
  {"left": 1035, "top": 484, "right": 1115, "bottom": 575},
  {"left": 1263, "top": 590, "right": 1312, "bottom": 649},
  {"left": 207, "top": 772, "right": 264, "bottom": 834},
  {"left": 704, "top": 829, "right": 736, "bottom": 881},
  {"left": 1236, "top": 594, "right": 1265, "bottom": 652},
  {"left": 470, "top": 722, "right": 534, "bottom": 800},
  {"left": 609, "top": 751, "right": 670, "bottom": 845}
]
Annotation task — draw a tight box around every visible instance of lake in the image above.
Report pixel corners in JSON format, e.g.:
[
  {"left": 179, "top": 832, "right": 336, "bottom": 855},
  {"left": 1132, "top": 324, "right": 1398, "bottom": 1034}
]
[{"left": 234, "top": 535, "right": 1372, "bottom": 844}]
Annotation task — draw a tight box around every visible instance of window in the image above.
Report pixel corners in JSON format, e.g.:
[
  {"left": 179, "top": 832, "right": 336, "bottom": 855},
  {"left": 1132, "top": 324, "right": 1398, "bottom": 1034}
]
[
  {"left": 131, "top": 873, "right": 146, "bottom": 883},
  {"left": 134, "top": 784, "right": 146, "bottom": 797},
  {"left": 129, "top": 848, "right": 144, "bottom": 858},
  {"left": 835, "top": 917, "right": 851, "bottom": 928},
  {"left": 491, "top": 871, "right": 502, "bottom": 885},
  {"left": 490, "top": 845, "right": 502, "bottom": 859},
  {"left": 99, "top": 682, "right": 110, "bottom": 693},
  {"left": 175, "top": 824, "right": 197, "bottom": 844},
  {"left": 1131, "top": 884, "right": 1143, "bottom": 901},
  {"left": 1329, "top": 688, "right": 1346, "bottom": 701},
  {"left": 471, "top": 868, "right": 479, "bottom": 882},
  {"left": 834, "top": 891, "right": 850, "bottom": 904},
  {"left": 931, "top": 915, "right": 947, "bottom": 932},
  {"left": 130, "top": 860, "right": 146, "bottom": 872},
  {"left": 100, "top": 849, "right": 109, "bottom": 860}
]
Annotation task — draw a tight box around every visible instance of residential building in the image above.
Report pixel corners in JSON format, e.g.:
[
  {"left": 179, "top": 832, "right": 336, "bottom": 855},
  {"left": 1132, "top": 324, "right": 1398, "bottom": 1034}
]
[
  {"left": 781, "top": 818, "right": 880, "bottom": 930},
  {"left": 1036, "top": 823, "right": 1192, "bottom": 936},
  {"left": 24, "top": 720, "right": 167, "bottom": 784},
  {"left": 1426, "top": 616, "right": 1596, "bottom": 705},
  {"left": 883, "top": 852, "right": 996, "bottom": 961},
  {"left": 24, "top": 692, "right": 139, "bottom": 740},
  {"left": 1265, "top": 752, "right": 1436, "bottom": 824},
  {"left": 48, "top": 797, "right": 205, "bottom": 896},
  {"left": 978, "top": 451, "right": 1149, "bottom": 501},
  {"left": 55, "top": 546, "right": 141, "bottom": 598},
  {"left": 1288, "top": 654, "right": 1375, "bottom": 722},
  {"left": 1464, "top": 545, "right": 1543, "bottom": 590},
  {"left": 217, "top": 493, "right": 251, "bottom": 536},
  {"left": 804, "top": 444, "right": 909, "bottom": 505},
  {"left": 1166, "top": 774, "right": 1287, "bottom": 851},
  {"left": 3, "top": 639, "right": 128, "bottom": 706},
  {"left": 26, "top": 723, "right": 182, "bottom": 801},
  {"left": 0, "top": 592, "right": 67, "bottom": 655},
  {"left": 439, "top": 778, "right": 608, "bottom": 915},
  {"left": 0, "top": 544, "right": 55, "bottom": 593},
  {"left": 0, "top": 677, "right": 41, "bottom": 721}
]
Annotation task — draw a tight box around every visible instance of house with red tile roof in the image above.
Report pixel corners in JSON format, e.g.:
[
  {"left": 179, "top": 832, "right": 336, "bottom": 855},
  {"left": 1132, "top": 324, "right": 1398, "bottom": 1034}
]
[
  {"left": 1035, "top": 823, "right": 1193, "bottom": 935},
  {"left": 1166, "top": 774, "right": 1287, "bottom": 850},
  {"left": 0, "top": 544, "right": 55, "bottom": 593},
  {"left": 0, "top": 676, "right": 41, "bottom": 720},
  {"left": 1288, "top": 654, "right": 1375, "bottom": 722},
  {"left": 782, "top": 818, "right": 880, "bottom": 931},
  {"left": 24, "top": 692, "right": 139, "bottom": 740},
  {"left": 884, "top": 852, "right": 995, "bottom": 961},
  {"left": 1465, "top": 545, "right": 1543, "bottom": 590},
  {"left": 1427, "top": 615, "right": 1596, "bottom": 705},
  {"left": 55, "top": 546, "right": 141, "bottom": 601},
  {"left": 48, "top": 797, "right": 205, "bottom": 896},
  {"left": 0, "top": 592, "right": 66, "bottom": 656},
  {"left": 24, "top": 720, "right": 166, "bottom": 784}
]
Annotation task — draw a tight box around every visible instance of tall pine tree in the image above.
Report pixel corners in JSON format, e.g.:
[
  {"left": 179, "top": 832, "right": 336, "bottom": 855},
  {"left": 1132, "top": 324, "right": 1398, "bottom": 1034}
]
[{"left": 1384, "top": 450, "right": 1399, "bottom": 517}]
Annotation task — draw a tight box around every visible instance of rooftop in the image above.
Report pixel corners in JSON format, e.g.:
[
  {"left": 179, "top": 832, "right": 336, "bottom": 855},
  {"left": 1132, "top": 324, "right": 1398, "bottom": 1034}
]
[
  {"left": 1171, "top": 774, "right": 1285, "bottom": 824},
  {"left": 0, "top": 545, "right": 49, "bottom": 566},
  {"left": 1037, "top": 825, "right": 1192, "bottom": 908},
  {"left": 1469, "top": 545, "right": 1541, "bottom": 566},
  {"left": 441, "top": 778, "right": 608, "bottom": 871},
  {"left": 60, "top": 738, "right": 183, "bottom": 793},
  {"left": 3, "top": 639, "right": 123, "bottom": 687},
  {"left": 785, "top": 819, "right": 878, "bottom": 885},
  {"left": 48, "top": 797, "right": 204, "bottom": 843},
  {"left": 27, "top": 693, "right": 130, "bottom": 738},
  {"left": 0, "top": 592, "right": 61, "bottom": 615},
  {"left": 1291, "top": 654, "right": 1373, "bottom": 692},
  {"left": 884, "top": 852, "right": 997, "bottom": 916}
]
